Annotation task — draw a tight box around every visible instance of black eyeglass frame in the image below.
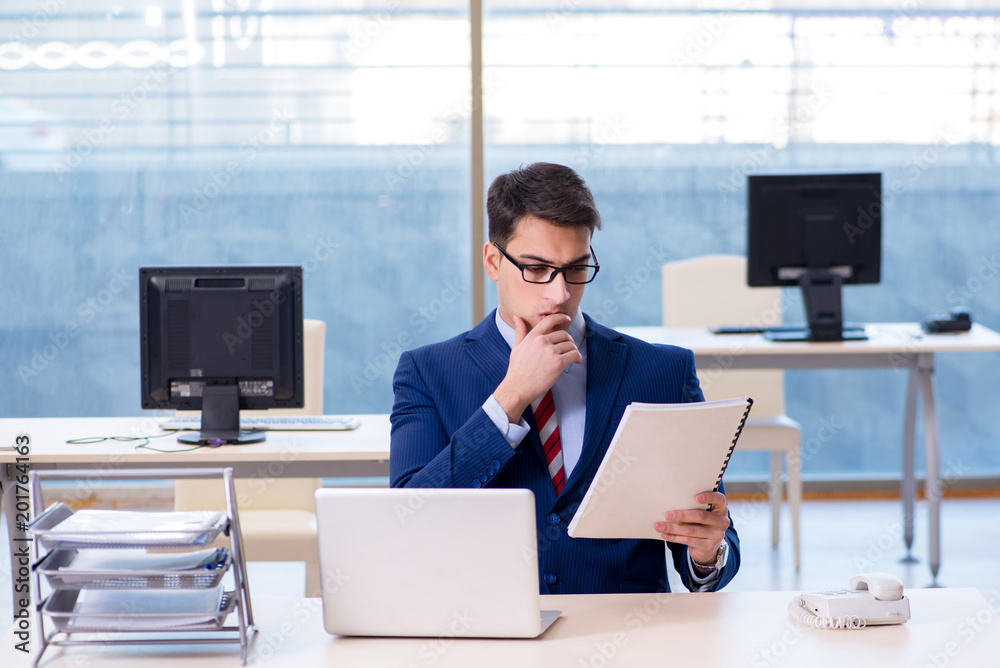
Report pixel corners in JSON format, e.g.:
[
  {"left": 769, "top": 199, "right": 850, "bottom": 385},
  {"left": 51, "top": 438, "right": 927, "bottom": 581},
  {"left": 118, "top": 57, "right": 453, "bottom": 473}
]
[{"left": 494, "top": 244, "right": 601, "bottom": 285}]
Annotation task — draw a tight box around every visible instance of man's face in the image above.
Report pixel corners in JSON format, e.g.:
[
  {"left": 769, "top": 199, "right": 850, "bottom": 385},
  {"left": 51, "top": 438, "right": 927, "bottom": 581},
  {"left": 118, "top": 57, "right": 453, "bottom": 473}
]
[{"left": 484, "top": 214, "right": 592, "bottom": 333}]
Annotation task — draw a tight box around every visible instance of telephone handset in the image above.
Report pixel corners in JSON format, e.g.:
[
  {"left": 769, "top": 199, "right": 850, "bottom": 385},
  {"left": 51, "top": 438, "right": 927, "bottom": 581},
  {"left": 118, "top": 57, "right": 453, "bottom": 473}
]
[{"left": 788, "top": 572, "right": 911, "bottom": 629}]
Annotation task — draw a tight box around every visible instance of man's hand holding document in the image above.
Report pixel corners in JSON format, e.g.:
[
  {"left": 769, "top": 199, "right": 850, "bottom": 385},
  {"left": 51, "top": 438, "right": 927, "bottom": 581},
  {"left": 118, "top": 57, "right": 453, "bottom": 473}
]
[{"left": 567, "top": 397, "right": 753, "bottom": 540}]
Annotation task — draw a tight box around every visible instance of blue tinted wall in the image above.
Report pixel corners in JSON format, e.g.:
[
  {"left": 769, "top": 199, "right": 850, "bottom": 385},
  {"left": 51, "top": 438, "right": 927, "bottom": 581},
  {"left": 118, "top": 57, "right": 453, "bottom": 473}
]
[{"left": 3, "top": 143, "right": 999, "bottom": 479}]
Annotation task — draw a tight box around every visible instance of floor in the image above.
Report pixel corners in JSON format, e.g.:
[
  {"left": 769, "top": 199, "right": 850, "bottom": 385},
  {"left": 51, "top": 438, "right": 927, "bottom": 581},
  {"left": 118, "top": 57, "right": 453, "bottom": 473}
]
[
  {"left": 3, "top": 496, "right": 999, "bottom": 624},
  {"left": 701, "top": 496, "right": 1000, "bottom": 598}
]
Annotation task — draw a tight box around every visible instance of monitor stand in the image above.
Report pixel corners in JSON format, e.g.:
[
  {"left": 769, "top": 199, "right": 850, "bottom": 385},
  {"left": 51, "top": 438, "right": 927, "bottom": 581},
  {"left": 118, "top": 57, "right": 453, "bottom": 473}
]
[
  {"left": 177, "top": 384, "right": 266, "bottom": 446},
  {"left": 764, "top": 269, "right": 868, "bottom": 342}
]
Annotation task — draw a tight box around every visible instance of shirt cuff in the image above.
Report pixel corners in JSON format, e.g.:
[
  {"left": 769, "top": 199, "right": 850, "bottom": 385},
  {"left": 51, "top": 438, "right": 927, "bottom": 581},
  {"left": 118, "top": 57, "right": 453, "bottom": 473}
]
[
  {"left": 483, "top": 394, "right": 530, "bottom": 448},
  {"left": 686, "top": 551, "right": 721, "bottom": 592}
]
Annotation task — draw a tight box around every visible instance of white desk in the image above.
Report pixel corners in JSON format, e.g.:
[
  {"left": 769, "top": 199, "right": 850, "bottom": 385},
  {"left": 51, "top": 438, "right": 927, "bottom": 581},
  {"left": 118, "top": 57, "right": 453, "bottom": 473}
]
[
  {"left": 0, "top": 415, "right": 391, "bottom": 617},
  {"left": 4, "top": 589, "right": 998, "bottom": 667},
  {"left": 618, "top": 322, "right": 1000, "bottom": 582}
]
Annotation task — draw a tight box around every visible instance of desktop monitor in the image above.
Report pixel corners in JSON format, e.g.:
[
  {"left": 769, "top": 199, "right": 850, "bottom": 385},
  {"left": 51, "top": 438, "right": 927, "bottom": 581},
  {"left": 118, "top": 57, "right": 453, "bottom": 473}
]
[
  {"left": 139, "top": 265, "right": 304, "bottom": 445},
  {"left": 747, "top": 172, "right": 882, "bottom": 342}
]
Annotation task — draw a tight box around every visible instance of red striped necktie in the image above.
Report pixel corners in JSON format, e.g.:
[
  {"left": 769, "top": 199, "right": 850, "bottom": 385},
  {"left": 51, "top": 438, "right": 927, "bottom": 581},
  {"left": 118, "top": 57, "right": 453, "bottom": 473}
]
[{"left": 532, "top": 389, "right": 566, "bottom": 494}]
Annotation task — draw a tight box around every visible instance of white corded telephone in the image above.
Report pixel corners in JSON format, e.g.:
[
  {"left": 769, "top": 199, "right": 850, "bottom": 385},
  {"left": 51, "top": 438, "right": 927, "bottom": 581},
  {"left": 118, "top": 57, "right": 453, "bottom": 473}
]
[{"left": 788, "top": 572, "right": 911, "bottom": 629}]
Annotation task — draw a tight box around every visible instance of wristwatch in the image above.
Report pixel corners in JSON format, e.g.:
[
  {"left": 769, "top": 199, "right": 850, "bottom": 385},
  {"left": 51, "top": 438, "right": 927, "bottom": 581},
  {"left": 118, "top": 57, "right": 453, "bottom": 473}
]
[{"left": 691, "top": 541, "right": 730, "bottom": 572}]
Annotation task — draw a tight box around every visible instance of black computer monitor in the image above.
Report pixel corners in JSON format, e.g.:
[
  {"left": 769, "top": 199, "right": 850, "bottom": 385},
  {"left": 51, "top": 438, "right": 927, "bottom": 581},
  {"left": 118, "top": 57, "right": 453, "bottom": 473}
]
[
  {"left": 140, "top": 266, "right": 304, "bottom": 445},
  {"left": 747, "top": 172, "right": 882, "bottom": 342}
]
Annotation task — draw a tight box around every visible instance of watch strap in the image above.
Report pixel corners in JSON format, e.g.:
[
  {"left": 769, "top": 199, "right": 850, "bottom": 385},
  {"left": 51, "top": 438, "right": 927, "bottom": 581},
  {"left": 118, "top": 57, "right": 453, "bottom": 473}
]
[{"left": 691, "top": 542, "right": 726, "bottom": 570}]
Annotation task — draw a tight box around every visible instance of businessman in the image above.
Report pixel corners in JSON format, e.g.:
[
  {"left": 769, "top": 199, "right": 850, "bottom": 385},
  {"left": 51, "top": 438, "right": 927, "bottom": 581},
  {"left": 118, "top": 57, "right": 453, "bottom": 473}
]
[{"left": 390, "top": 162, "right": 740, "bottom": 594}]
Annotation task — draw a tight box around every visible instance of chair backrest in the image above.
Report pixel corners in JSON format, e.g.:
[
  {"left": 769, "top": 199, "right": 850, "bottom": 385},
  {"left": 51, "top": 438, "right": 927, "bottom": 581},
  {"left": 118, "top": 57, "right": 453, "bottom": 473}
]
[
  {"left": 661, "top": 255, "right": 786, "bottom": 417},
  {"left": 174, "top": 318, "right": 326, "bottom": 512}
]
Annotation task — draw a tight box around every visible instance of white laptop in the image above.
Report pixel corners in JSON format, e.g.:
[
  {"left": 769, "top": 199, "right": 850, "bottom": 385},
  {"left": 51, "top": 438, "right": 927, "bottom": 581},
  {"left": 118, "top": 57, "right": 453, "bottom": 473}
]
[{"left": 314, "top": 487, "right": 561, "bottom": 638}]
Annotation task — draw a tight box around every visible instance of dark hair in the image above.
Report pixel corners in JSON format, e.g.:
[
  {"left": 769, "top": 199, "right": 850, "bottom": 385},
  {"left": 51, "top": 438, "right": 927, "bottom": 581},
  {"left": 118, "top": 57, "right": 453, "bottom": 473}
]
[{"left": 486, "top": 162, "right": 602, "bottom": 248}]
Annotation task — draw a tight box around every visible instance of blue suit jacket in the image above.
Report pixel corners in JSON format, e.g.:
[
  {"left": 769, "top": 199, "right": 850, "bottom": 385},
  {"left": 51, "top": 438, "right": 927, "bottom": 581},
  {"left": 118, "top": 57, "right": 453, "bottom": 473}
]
[{"left": 390, "top": 310, "right": 740, "bottom": 594}]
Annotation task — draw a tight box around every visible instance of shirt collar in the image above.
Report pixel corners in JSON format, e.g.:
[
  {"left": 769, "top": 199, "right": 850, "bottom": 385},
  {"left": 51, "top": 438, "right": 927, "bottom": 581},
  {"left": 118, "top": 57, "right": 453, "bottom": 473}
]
[{"left": 494, "top": 309, "right": 586, "bottom": 351}]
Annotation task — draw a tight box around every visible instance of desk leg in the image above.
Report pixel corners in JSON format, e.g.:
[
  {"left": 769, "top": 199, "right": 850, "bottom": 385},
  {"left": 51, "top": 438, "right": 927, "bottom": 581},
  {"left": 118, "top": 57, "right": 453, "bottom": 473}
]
[
  {"left": 916, "top": 354, "right": 941, "bottom": 583},
  {"left": 901, "top": 367, "right": 918, "bottom": 562}
]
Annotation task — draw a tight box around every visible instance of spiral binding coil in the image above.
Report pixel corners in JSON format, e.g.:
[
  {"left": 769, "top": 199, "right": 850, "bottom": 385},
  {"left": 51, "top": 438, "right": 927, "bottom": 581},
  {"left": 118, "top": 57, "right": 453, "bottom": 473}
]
[{"left": 713, "top": 397, "right": 753, "bottom": 492}]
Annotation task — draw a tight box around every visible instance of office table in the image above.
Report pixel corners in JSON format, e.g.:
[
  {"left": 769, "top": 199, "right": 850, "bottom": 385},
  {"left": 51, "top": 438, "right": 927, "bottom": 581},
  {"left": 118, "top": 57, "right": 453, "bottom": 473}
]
[
  {"left": 618, "top": 322, "right": 1000, "bottom": 582},
  {"left": 4, "top": 588, "right": 998, "bottom": 667},
  {"left": 0, "top": 415, "right": 391, "bottom": 616}
]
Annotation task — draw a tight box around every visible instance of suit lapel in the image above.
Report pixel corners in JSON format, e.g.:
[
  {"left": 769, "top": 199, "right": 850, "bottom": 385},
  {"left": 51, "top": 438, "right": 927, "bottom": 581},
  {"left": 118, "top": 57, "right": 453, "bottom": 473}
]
[
  {"left": 566, "top": 317, "right": 627, "bottom": 495},
  {"left": 464, "top": 311, "right": 541, "bottom": 438},
  {"left": 463, "top": 311, "right": 555, "bottom": 497}
]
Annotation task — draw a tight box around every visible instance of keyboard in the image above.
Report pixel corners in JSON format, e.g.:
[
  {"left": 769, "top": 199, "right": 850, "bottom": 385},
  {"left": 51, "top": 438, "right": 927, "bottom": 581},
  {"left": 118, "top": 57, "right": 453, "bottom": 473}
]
[
  {"left": 711, "top": 323, "right": 865, "bottom": 335},
  {"left": 159, "top": 415, "right": 361, "bottom": 431}
]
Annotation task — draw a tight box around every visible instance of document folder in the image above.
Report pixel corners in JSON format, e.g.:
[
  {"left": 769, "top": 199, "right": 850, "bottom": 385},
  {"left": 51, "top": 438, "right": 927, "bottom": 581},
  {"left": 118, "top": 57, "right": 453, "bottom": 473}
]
[{"left": 567, "top": 397, "right": 753, "bottom": 540}]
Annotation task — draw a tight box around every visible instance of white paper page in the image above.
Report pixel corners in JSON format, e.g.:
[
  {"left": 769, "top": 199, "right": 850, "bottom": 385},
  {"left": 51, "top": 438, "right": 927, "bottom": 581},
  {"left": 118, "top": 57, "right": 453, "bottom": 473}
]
[
  {"left": 50, "top": 510, "right": 222, "bottom": 535},
  {"left": 62, "top": 548, "right": 223, "bottom": 572},
  {"left": 567, "top": 397, "right": 752, "bottom": 540},
  {"left": 73, "top": 587, "right": 224, "bottom": 628}
]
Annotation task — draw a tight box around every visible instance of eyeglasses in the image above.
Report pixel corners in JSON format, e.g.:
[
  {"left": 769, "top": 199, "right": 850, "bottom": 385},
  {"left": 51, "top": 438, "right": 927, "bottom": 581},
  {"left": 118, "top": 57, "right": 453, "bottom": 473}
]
[{"left": 495, "top": 244, "right": 600, "bottom": 285}]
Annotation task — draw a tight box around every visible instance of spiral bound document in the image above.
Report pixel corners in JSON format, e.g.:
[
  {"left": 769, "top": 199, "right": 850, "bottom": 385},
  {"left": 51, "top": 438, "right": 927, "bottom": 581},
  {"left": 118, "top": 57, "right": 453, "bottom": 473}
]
[{"left": 567, "top": 397, "right": 753, "bottom": 541}]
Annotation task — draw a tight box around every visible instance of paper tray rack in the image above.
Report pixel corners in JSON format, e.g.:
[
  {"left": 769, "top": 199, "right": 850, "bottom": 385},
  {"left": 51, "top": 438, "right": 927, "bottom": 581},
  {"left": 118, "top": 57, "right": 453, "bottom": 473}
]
[
  {"left": 27, "top": 468, "right": 256, "bottom": 667},
  {"left": 42, "top": 587, "right": 239, "bottom": 633},
  {"left": 36, "top": 548, "right": 231, "bottom": 590},
  {"left": 27, "top": 502, "right": 229, "bottom": 550}
]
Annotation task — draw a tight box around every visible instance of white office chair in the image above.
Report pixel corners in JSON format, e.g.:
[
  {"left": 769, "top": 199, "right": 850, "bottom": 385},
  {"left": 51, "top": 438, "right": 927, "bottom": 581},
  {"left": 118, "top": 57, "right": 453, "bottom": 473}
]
[
  {"left": 662, "top": 255, "right": 802, "bottom": 569},
  {"left": 173, "top": 318, "right": 326, "bottom": 595}
]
